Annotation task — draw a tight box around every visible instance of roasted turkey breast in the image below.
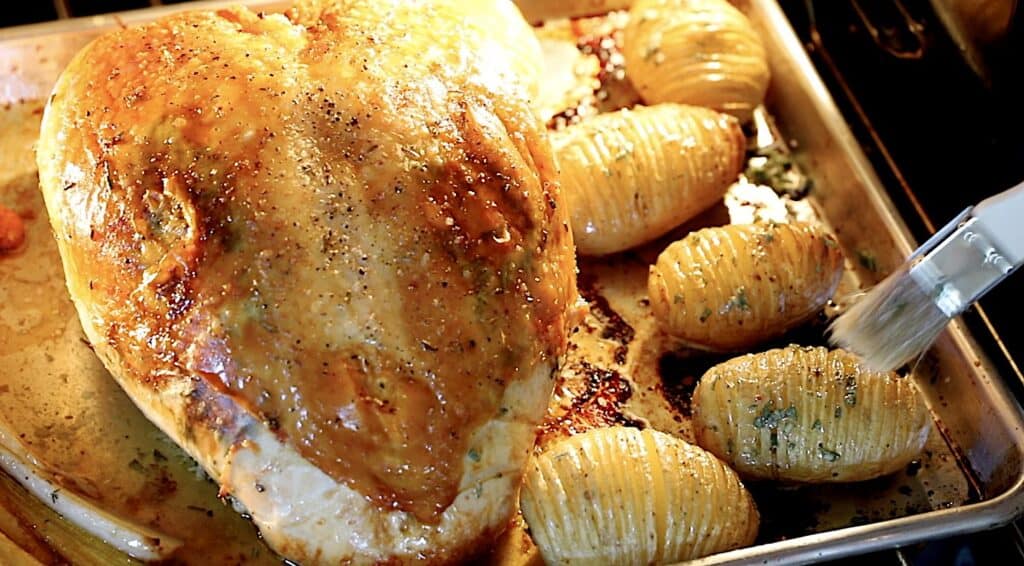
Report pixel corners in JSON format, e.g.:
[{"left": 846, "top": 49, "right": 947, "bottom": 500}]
[{"left": 35, "top": 0, "right": 577, "bottom": 562}]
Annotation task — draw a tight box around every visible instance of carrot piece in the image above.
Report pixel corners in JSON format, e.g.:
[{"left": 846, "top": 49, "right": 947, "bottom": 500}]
[{"left": 0, "top": 205, "right": 25, "bottom": 252}]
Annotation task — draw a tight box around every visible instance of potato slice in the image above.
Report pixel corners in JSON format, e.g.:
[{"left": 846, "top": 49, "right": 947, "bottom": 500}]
[
  {"left": 623, "top": 0, "right": 770, "bottom": 122},
  {"left": 692, "top": 346, "right": 931, "bottom": 482},
  {"left": 521, "top": 426, "right": 758, "bottom": 565},
  {"left": 552, "top": 103, "right": 744, "bottom": 256},
  {"left": 648, "top": 222, "right": 843, "bottom": 351}
]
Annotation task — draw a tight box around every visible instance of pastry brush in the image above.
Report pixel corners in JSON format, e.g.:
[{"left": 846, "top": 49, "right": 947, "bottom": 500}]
[{"left": 829, "top": 180, "right": 1024, "bottom": 371}]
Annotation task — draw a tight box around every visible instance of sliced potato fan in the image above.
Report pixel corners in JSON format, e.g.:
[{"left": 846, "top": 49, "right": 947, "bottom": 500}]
[
  {"left": 521, "top": 426, "right": 759, "bottom": 565},
  {"left": 552, "top": 103, "right": 745, "bottom": 256},
  {"left": 648, "top": 222, "right": 844, "bottom": 351},
  {"left": 623, "top": 0, "right": 770, "bottom": 122},
  {"left": 692, "top": 346, "right": 931, "bottom": 482}
]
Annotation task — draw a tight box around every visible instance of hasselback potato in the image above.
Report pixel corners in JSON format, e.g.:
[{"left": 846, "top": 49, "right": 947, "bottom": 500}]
[
  {"left": 648, "top": 222, "right": 844, "bottom": 351},
  {"left": 623, "top": 0, "right": 770, "bottom": 122},
  {"left": 692, "top": 346, "right": 931, "bottom": 482},
  {"left": 521, "top": 426, "right": 759, "bottom": 565},
  {"left": 552, "top": 103, "right": 745, "bottom": 256}
]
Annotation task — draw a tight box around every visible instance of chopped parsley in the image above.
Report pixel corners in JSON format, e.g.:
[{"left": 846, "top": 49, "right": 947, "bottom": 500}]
[
  {"left": 468, "top": 448, "right": 480, "bottom": 462},
  {"left": 726, "top": 287, "right": 751, "bottom": 312},
  {"left": 856, "top": 249, "right": 879, "bottom": 272},
  {"left": 844, "top": 376, "right": 858, "bottom": 407},
  {"left": 818, "top": 445, "right": 841, "bottom": 462},
  {"left": 812, "top": 419, "right": 824, "bottom": 432},
  {"left": 752, "top": 402, "right": 798, "bottom": 430},
  {"left": 699, "top": 307, "right": 712, "bottom": 322},
  {"left": 744, "top": 145, "right": 812, "bottom": 198}
]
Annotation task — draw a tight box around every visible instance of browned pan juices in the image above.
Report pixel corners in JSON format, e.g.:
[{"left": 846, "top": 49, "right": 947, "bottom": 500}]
[
  {"left": 0, "top": 1, "right": 1022, "bottom": 564},
  {"left": 0, "top": 100, "right": 276, "bottom": 565}
]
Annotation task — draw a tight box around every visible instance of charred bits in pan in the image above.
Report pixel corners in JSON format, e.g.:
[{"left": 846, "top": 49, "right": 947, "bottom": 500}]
[{"left": 577, "top": 271, "right": 635, "bottom": 365}]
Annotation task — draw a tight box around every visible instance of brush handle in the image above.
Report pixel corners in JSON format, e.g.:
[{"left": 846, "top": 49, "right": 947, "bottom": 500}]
[{"left": 973, "top": 180, "right": 1024, "bottom": 268}]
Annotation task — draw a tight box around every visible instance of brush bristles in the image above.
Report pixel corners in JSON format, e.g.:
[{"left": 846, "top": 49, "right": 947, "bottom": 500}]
[{"left": 829, "top": 264, "right": 951, "bottom": 371}]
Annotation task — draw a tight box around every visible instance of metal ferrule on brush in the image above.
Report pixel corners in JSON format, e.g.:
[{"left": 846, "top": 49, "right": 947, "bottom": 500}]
[
  {"left": 909, "top": 211, "right": 1018, "bottom": 318},
  {"left": 830, "top": 180, "right": 1024, "bottom": 371}
]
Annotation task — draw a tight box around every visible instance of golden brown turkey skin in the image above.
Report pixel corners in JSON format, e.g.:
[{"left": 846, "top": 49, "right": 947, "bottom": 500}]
[{"left": 37, "top": 0, "right": 576, "bottom": 561}]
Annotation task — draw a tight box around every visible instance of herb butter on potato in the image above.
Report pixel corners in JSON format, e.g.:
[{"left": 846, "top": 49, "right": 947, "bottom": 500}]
[
  {"left": 521, "top": 426, "right": 758, "bottom": 565},
  {"left": 623, "top": 0, "right": 771, "bottom": 123},
  {"left": 648, "top": 222, "right": 844, "bottom": 351},
  {"left": 552, "top": 103, "right": 745, "bottom": 256},
  {"left": 692, "top": 346, "right": 931, "bottom": 482}
]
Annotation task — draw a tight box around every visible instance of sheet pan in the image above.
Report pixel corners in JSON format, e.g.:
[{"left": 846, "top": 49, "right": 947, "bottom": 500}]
[{"left": 0, "top": 1, "right": 1022, "bottom": 563}]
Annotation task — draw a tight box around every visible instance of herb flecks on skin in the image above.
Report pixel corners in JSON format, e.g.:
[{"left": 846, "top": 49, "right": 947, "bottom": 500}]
[
  {"left": 844, "top": 376, "right": 858, "bottom": 407},
  {"left": 752, "top": 402, "right": 797, "bottom": 430},
  {"left": 724, "top": 287, "right": 750, "bottom": 313},
  {"left": 818, "top": 444, "right": 841, "bottom": 462},
  {"left": 753, "top": 402, "right": 797, "bottom": 453}
]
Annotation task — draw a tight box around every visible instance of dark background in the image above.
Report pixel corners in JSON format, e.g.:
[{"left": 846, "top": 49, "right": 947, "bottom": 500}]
[
  {"left": 3, "top": 1, "right": 1023, "bottom": 564},
  {"left": 777, "top": 1, "right": 1024, "bottom": 563},
  {"left": 2, "top": 0, "right": 199, "bottom": 27}
]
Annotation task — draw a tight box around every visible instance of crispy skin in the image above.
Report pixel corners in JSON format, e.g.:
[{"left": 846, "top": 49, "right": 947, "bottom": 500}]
[{"left": 36, "top": 1, "right": 577, "bottom": 562}]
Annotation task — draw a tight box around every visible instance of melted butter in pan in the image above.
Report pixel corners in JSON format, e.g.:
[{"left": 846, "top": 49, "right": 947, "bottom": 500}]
[{"left": 0, "top": 102, "right": 275, "bottom": 564}]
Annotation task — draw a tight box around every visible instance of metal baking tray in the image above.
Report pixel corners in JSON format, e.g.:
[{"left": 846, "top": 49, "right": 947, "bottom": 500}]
[
  {"left": 695, "top": 1, "right": 1024, "bottom": 561},
  {"left": 0, "top": 0, "right": 1022, "bottom": 564}
]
